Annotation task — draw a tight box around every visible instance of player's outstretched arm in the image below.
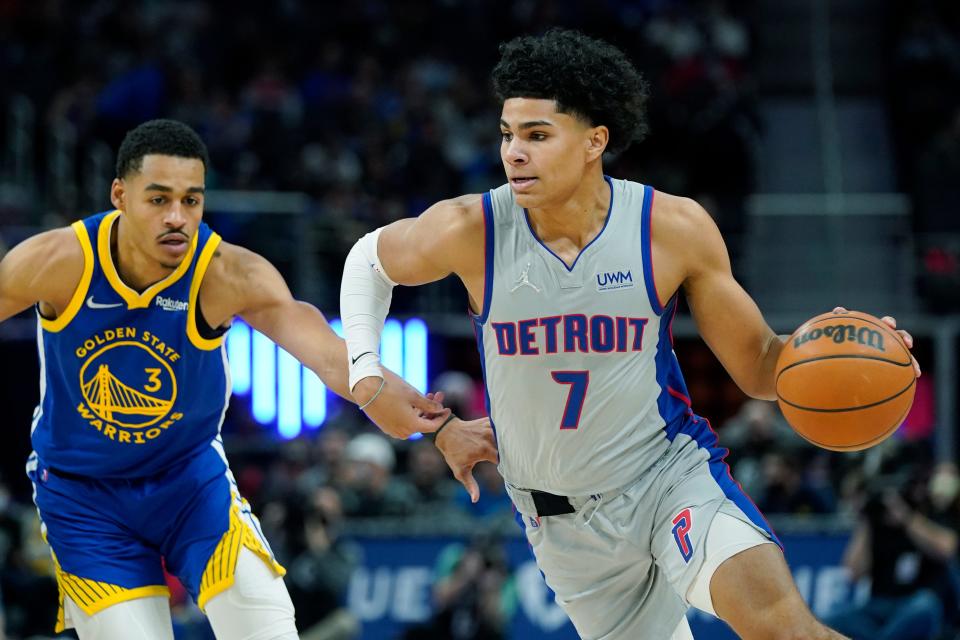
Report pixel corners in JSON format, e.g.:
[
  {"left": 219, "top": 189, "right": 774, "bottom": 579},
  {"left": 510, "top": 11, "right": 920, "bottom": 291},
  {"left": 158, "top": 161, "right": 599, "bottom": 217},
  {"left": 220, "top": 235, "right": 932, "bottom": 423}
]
[
  {"left": 340, "top": 196, "right": 484, "bottom": 405},
  {"left": 206, "top": 242, "right": 447, "bottom": 438},
  {"left": 658, "top": 196, "right": 783, "bottom": 400},
  {"left": 0, "top": 227, "right": 84, "bottom": 324}
]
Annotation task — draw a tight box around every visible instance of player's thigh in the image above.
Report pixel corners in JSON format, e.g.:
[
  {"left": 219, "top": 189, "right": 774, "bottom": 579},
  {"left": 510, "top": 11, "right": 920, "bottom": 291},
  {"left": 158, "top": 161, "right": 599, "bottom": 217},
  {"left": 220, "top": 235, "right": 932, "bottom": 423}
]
[
  {"left": 64, "top": 594, "right": 173, "bottom": 640},
  {"left": 686, "top": 511, "right": 775, "bottom": 616},
  {"left": 522, "top": 512, "right": 687, "bottom": 640},
  {"left": 205, "top": 547, "right": 297, "bottom": 640},
  {"left": 709, "top": 542, "right": 827, "bottom": 638}
]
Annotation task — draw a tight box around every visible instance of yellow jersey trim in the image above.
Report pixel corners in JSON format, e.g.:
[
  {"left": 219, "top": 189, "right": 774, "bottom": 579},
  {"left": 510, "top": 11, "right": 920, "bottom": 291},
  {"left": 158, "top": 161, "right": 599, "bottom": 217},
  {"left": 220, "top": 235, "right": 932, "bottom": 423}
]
[
  {"left": 41, "top": 221, "right": 94, "bottom": 333},
  {"left": 51, "top": 552, "right": 169, "bottom": 632},
  {"left": 186, "top": 232, "right": 224, "bottom": 350},
  {"left": 97, "top": 210, "right": 199, "bottom": 310},
  {"left": 197, "top": 501, "right": 286, "bottom": 611}
]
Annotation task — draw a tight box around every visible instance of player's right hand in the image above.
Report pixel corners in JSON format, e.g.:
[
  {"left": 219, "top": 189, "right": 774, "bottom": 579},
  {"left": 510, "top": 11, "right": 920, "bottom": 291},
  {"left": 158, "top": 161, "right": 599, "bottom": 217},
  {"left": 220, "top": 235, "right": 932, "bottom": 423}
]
[
  {"left": 354, "top": 374, "right": 450, "bottom": 439},
  {"left": 434, "top": 416, "right": 498, "bottom": 503}
]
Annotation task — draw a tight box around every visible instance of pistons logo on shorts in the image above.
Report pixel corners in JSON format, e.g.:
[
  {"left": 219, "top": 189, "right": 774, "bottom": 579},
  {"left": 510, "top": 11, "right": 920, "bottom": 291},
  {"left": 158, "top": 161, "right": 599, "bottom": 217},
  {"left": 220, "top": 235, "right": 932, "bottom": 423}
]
[{"left": 671, "top": 508, "right": 694, "bottom": 563}]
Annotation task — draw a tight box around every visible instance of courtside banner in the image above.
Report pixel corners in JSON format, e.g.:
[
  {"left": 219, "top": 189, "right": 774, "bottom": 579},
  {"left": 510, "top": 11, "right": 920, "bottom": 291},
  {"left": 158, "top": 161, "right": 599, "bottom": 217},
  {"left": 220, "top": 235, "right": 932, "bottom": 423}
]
[{"left": 345, "top": 532, "right": 857, "bottom": 639}]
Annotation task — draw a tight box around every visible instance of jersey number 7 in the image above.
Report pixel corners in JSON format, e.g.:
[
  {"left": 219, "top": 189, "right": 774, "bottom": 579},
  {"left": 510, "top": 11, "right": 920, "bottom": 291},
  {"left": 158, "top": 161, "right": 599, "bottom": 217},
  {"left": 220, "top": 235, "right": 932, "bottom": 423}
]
[{"left": 551, "top": 370, "right": 590, "bottom": 430}]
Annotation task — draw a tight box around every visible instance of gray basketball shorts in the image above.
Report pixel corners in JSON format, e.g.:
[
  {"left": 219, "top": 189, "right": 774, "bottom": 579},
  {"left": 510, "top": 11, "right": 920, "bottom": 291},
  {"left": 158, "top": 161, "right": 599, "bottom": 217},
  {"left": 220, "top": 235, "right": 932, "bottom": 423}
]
[{"left": 507, "top": 434, "right": 779, "bottom": 640}]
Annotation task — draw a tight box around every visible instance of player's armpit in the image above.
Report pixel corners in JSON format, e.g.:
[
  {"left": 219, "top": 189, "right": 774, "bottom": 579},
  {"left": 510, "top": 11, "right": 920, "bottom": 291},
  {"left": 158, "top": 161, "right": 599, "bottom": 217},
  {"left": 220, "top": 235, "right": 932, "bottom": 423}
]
[
  {"left": 0, "top": 226, "right": 85, "bottom": 323},
  {"left": 670, "top": 200, "right": 782, "bottom": 400},
  {"left": 377, "top": 195, "right": 486, "bottom": 288}
]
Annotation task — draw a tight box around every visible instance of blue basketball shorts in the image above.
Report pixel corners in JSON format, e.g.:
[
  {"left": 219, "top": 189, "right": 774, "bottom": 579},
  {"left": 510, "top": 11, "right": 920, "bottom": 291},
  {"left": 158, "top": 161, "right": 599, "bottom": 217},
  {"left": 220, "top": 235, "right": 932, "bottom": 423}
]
[{"left": 26, "top": 440, "right": 284, "bottom": 632}]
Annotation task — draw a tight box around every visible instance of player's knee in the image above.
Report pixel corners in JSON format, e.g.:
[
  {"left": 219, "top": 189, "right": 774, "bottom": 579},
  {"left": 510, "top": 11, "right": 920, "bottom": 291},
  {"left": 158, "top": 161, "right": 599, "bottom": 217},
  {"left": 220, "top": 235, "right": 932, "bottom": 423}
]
[{"left": 205, "top": 548, "right": 297, "bottom": 640}]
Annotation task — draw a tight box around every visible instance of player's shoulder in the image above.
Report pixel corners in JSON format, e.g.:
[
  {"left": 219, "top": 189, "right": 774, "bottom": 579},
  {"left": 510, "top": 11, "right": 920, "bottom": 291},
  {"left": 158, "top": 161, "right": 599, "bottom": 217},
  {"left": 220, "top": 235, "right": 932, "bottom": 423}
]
[
  {"left": 426, "top": 193, "right": 485, "bottom": 221},
  {"left": 200, "top": 240, "right": 262, "bottom": 286},
  {"left": 16, "top": 225, "right": 87, "bottom": 274},
  {"left": 419, "top": 193, "right": 486, "bottom": 240},
  {"left": 650, "top": 190, "right": 713, "bottom": 233}
]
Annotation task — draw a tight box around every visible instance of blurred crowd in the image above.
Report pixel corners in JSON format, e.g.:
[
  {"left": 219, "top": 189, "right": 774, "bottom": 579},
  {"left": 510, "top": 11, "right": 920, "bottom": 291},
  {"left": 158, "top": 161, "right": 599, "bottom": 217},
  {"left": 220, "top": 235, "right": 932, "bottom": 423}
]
[
  {"left": 0, "top": 0, "right": 760, "bottom": 306},
  {"left": 887, "top": 1, "right": 960, "bottom": 310}
]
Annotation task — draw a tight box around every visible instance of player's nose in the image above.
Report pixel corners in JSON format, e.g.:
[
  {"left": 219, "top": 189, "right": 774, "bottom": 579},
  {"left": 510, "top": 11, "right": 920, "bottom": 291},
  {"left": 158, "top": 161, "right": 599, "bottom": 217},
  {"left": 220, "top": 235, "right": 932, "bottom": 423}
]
[
  {"left": 504, "top": 139, "right": 528, "bottom": 164},
  {"left": 163, "top": 203, "right": 186, "bottom": 227}
]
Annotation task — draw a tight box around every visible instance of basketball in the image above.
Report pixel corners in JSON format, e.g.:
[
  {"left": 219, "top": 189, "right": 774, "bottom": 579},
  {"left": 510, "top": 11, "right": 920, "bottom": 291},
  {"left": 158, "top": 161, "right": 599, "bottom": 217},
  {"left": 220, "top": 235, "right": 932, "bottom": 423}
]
[{"left": 775, "top": 310, "right": 916, "bottom": 451}]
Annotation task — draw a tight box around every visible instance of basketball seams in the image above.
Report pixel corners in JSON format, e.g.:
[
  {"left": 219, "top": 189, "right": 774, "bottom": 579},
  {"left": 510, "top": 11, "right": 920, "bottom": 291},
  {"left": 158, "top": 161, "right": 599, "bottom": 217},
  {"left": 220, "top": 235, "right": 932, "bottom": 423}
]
[
  {"left": 776, "top": 353, "right": 913, "bottom": 381},
  {"left": 794, "top": 400, "right": 914, "bottom": 451},
  {"left": 797, "top": 313, "right": 912, "bottom": 365},
  {"left": 777, "top": 377, "right": 915, "bottom": 413}
]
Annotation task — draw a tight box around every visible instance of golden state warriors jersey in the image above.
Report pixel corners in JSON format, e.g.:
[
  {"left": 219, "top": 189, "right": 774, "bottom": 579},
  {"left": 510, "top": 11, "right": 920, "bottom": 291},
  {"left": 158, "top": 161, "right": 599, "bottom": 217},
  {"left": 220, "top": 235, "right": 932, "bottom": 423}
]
[
  {"left": 32, "top": 210, "right": 229, "bottom": 478},
  {"left": 474, "top": 178, "right": 697, "bottom": 496}
]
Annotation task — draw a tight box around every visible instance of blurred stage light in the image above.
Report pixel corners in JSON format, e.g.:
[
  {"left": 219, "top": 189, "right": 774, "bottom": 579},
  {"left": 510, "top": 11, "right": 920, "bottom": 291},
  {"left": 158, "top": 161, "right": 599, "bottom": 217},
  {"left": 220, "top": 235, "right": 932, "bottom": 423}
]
[{"left": 227, "top": 318, "right": 428, "bottom": 438}]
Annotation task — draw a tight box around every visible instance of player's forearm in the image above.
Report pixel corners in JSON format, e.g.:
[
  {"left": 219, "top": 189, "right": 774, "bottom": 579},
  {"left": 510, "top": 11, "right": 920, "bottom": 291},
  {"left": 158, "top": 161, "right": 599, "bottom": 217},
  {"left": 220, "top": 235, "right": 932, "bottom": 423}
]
[{"left": 745, "top": 332, "right": 785, "bottom": 400}]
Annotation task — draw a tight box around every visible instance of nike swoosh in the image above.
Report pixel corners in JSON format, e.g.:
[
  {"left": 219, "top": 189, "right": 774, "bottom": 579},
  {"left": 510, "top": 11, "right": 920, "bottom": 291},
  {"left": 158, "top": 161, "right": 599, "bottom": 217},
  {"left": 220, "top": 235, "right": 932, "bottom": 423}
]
[
  {"left": 86, "top": 296, "right": 124, "bottom": 310},
  {"left": 351, "top": 351, "right": 374, "bottom": 365}
]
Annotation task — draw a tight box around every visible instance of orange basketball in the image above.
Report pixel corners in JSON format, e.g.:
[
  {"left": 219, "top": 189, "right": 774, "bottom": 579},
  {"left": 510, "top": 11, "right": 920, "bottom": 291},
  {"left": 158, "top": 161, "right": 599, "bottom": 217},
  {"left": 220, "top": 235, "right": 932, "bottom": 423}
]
[{"left": 775, "top": 310, "right": 916, "bottom": 451}]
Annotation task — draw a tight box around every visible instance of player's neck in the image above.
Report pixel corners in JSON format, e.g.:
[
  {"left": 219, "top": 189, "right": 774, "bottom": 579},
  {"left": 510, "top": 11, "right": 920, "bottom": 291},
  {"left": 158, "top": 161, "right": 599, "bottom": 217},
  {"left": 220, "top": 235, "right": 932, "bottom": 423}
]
[
  {"left": 525, "top": 169, "right": 610, "bottom": 250},
  {"left": 112, "top": 217, "right": 175, "bottom": 292}
]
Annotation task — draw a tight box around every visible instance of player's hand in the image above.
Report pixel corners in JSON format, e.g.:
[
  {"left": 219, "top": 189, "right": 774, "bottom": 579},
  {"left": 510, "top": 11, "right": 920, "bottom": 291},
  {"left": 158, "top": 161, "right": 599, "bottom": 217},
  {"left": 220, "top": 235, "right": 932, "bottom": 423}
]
[
  {"left": 832, "top": 306, "right": 921, "bottom": 378},
  {"left": 353, "top": 374, "right": 450, "bottom": 439},
  {"left": 434, "top": 416, "right": 498, "bottom": 503}
]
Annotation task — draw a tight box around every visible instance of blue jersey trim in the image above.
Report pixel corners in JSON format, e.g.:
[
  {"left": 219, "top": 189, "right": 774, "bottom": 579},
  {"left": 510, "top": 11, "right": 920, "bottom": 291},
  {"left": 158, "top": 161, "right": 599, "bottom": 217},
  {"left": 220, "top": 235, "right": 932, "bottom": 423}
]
[
  {"left": 653, "top": 298, "right": 780, "bottom": 547},
  {"left": 470, "top": 191, "right": 495, "bottom": 325},
  {"left": 522, "top": 175, "right": 614, "bottom": 273},
  {"left": 472, "top": 319, "right": 498, "bottom": 448},
  {"left": 640, "top": 184, "right": 665, "bottom": 315}
]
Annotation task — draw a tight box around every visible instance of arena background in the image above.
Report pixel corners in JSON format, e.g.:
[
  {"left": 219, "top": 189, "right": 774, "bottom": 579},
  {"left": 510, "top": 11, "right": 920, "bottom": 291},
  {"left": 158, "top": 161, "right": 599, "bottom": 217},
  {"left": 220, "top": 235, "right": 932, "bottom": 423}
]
[{"left": 1, "top": 0, "right": 959, "bottom": 638}]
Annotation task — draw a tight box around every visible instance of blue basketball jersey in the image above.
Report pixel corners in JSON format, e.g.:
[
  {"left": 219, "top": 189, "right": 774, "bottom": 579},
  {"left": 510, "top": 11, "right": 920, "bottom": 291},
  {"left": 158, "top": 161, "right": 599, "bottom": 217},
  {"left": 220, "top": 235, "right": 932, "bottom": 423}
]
[{"left": 32, "top": 210, "right": 229, "bottom": 478}]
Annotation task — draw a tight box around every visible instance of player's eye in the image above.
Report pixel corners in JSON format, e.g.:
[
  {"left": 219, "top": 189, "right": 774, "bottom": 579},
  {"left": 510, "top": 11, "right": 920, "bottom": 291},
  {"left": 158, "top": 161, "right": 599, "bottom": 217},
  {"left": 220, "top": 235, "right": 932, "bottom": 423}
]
[
  {"left": 185, "top": 197, "right": 199, "bottom": 206},
  {"left": 501, "top": 132, "right": 512, "bottom": 142},
  {"left": 530, "top": 132, "right": 547, "bottom": 141},
  {"left": 150, "top": 197, "right": 165, "bottom": 205}
]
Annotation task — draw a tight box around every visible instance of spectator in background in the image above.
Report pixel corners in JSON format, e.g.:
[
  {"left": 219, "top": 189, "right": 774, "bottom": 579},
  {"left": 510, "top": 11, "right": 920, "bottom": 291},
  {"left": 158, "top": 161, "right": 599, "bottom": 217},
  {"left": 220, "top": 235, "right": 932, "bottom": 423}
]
[
  {"left": 721, "top": 399, "right": 800, "bottom": 498},
  {"left": 757, "top": 450, "right": 835, "bottom": 515},
  {"left": 287, "top": 489, "right": 359, "bottom": 640},
  {"left": 339, "top": 433, "right": 417, "bottom": 518},
  {"left": 404, "top": 535, "right": 516, "bottom": 640},
  {"left": 407, "top": 439, "right": 462, "bottom": 517},
  {"left": 825, "top": 463, "right": 960, "bottom": 640},
  {"left": 455, "top": 462, "right": 513, "bottom": 522}
]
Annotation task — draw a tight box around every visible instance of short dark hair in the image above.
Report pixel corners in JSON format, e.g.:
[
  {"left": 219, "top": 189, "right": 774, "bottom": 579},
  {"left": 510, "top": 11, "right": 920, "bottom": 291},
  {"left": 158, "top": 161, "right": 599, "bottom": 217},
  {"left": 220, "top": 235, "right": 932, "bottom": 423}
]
[
  {"left": 115, "top": 119, "right": 210, "bottom": 178},
  {"left": 491, "top": 29, "right": 650, "bottom": 156}
]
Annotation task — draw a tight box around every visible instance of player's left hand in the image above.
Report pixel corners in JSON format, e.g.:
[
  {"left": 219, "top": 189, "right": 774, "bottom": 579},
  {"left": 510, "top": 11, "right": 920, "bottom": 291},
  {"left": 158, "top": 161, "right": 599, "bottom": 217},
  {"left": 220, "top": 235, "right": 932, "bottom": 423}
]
[
  {"left": 434, "top": 416, "right": 498, "bottom": 503},
  {"left": 833, "top": 307, "right": 921, "bottom": 378}
]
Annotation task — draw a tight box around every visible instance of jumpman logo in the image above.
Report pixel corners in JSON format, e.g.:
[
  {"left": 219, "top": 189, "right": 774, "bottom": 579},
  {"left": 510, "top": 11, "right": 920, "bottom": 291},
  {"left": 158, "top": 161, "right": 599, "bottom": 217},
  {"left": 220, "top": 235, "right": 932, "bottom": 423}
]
[{"left": 510, "top": 262, "right": 541, "bottom": 293}]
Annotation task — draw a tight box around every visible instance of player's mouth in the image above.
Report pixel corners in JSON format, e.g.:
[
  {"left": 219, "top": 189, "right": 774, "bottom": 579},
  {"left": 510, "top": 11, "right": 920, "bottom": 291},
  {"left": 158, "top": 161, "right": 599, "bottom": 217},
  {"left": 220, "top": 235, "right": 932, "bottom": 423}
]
[
  {"left": 158, "top": 233, "right": 190, "bottom": 257},
  {"left": 510, "top": 177, "right": 538, "bottom": 192}
]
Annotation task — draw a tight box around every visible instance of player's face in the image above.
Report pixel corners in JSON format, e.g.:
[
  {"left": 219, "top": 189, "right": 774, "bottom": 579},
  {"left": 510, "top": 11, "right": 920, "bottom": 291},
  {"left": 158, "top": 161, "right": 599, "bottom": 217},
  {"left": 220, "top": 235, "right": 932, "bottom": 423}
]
[
  {"left": 500, "top": 98, "right": 603, "bottom": 208},
  {"left": 110, "top": 154, "right": 205, "bottom": 270}
]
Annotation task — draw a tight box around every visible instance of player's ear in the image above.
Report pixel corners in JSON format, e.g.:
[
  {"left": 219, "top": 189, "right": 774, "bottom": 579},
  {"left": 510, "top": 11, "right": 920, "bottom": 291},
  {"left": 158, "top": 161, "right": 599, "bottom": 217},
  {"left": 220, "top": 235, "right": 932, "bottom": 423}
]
[
  {"left": 110, "top": 178, "right": 125, "bottom": 212},
  {"left": 586, "top": 125, "right": 609, "bottom": 162}
]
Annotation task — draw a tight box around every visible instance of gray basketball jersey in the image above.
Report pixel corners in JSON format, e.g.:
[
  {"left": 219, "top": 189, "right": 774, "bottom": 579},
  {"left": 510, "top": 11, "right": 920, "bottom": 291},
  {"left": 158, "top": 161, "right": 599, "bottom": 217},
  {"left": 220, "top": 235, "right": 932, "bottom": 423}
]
[{"left": 473, "top": 177, "right": 697, "bottom": 495}]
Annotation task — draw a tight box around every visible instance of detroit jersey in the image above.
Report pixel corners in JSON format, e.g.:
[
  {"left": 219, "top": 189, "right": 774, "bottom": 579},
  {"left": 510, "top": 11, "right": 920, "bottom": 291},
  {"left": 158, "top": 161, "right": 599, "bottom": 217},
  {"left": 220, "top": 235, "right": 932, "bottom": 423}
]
[
  {"left": 32, "top": 210, "right": 229, "bottom": 478},
  {"left": 474, "top": 178, "right": 696, "bottom": 496}
]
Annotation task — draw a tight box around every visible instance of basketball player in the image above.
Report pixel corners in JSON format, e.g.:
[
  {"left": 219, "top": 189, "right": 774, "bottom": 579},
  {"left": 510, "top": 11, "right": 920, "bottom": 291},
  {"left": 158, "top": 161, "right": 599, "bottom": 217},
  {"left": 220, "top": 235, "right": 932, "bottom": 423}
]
[
  {"left": 340, "top": 30, "right": 917, "bottom": 639},
  {"left": 0, "top": 119, "right": 464, "bottom": 640}
]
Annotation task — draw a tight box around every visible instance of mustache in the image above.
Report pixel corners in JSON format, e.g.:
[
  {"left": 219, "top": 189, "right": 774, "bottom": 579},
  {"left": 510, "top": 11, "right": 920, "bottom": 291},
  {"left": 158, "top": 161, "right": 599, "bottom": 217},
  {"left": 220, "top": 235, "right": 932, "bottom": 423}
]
[{"left": 158, "top": 230, "right": 189, "bottom": 241}]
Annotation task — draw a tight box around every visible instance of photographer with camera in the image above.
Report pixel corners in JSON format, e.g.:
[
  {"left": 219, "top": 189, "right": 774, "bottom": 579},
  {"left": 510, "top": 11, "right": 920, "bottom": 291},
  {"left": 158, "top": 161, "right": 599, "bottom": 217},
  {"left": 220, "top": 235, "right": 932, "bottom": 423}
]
[{"left": 826, "top": 462, "right": 960, "bottom": 639}]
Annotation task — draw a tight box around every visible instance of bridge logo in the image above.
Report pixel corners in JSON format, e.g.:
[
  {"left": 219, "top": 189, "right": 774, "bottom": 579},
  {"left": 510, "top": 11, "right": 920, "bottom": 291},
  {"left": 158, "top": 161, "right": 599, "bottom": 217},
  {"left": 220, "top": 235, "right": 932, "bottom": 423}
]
[{"left": 78, "top": 341, "right": 177, "bottom": 429}]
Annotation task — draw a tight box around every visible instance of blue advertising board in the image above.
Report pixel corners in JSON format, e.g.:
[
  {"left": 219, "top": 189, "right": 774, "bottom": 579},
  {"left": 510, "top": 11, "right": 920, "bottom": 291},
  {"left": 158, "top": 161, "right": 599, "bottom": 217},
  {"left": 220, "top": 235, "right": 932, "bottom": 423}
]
[{"left": 345, "top": 532, "right": 860, "bottom": 639}]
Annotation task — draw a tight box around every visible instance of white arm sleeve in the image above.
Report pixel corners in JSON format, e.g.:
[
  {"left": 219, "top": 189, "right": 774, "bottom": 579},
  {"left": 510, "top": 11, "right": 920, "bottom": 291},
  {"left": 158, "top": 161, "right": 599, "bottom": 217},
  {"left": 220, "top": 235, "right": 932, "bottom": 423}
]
[{"left": 340, "top": 227, "right": 398, "bottom": 392}]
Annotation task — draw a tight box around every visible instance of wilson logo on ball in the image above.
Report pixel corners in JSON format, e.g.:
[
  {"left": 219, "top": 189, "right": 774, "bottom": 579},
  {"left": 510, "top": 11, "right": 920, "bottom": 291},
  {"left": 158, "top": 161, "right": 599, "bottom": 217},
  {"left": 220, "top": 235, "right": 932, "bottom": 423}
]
[{"left": 793, "top": 324, "right": 885, "bottom": 351}]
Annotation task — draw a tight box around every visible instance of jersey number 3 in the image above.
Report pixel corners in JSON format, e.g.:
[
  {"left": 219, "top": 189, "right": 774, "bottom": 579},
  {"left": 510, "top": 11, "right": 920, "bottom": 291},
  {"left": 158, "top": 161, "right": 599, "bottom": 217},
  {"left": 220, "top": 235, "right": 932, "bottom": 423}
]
[{"left": 551, "top": 370, "right": 590, "bottom": 429}]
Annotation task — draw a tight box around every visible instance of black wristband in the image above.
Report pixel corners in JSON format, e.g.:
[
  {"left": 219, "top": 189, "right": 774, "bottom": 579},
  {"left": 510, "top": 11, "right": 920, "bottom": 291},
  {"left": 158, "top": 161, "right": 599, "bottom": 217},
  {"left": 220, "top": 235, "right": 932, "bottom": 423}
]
[{"left": 429, "top": 414, "right": 457, "bottom": 442}]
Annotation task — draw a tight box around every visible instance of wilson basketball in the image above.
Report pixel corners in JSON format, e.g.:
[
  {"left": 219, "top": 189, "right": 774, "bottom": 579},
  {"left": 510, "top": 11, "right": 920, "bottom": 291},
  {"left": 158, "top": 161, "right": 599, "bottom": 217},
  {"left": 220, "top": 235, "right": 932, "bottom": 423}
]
[{"left": 775, "top": 311, "right": 916, "bottom": 451}]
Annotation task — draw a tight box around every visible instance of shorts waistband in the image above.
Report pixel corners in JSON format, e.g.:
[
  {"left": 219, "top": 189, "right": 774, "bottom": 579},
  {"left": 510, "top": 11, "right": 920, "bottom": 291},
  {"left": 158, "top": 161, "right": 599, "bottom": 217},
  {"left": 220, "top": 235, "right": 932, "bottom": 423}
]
[
  {"left": 504, "top": 448, "right": 673, "bottom": 518},
  {"left": 506, "top": 483, "right": 622, "bottom": 518}
]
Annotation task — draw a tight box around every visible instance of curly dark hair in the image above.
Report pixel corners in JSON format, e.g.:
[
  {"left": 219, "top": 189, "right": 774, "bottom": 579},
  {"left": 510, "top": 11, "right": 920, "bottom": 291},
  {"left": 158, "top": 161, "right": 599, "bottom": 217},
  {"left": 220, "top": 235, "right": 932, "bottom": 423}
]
[
  {"left": 491, "top": 29, "right": 649, "bottom": 156},
  {"left": 115, "top": 119, "right": 210, "bottom": 178}
]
